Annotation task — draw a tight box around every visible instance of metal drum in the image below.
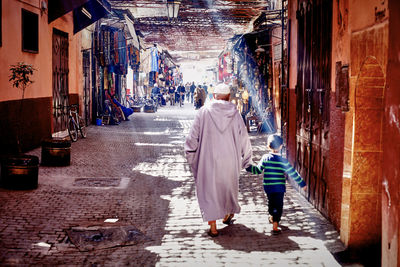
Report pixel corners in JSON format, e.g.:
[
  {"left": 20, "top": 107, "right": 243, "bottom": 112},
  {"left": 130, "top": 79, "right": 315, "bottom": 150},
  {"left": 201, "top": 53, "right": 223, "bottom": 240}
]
[{"left": 41, "top": 138, "right": 71, "bottom": 166}]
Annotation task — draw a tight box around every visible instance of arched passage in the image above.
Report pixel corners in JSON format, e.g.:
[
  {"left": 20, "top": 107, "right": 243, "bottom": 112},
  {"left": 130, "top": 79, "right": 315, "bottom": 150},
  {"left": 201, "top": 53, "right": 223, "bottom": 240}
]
[{"left": 346, "top": 56, "right": 385, "bottom": 250}]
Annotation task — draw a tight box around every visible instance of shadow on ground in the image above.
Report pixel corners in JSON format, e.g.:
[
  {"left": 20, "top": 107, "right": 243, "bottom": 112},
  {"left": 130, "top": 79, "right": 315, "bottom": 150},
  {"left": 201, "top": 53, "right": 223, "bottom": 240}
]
[{"left": 210, "top": 223, "right": 300, "bottom": 252}]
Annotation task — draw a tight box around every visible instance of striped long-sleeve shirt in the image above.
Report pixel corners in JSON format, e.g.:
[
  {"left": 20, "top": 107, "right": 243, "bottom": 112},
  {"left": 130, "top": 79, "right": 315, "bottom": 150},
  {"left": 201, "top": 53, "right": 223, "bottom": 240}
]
[{"left": 247, "top": 153, "right": 306, "bottom": 193}]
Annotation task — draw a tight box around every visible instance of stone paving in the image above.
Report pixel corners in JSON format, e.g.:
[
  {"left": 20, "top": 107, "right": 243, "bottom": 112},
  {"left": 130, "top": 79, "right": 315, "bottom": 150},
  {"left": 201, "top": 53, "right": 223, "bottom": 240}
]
[{"left": 0, "top": 102, "right": 361, "bottom": 266}]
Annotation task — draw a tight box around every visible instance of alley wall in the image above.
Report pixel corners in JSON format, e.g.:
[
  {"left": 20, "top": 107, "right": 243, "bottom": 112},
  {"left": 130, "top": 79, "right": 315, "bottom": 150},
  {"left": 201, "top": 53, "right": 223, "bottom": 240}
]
[
  {"left": 287, "top": 0, "right": 391, "bottom": 264},
  {"left": 0, "top": 0, "right": 83, "bottom": 152}
]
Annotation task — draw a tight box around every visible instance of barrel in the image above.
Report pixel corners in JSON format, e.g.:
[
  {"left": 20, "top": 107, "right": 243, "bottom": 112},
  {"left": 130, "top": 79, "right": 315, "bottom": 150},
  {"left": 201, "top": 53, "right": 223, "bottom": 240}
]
[
  {"left": 144, "top": 104, "right": 155, "bottom": 113},
  {"left": 133, "top": 106, "right": 142, "bottom": 112},
  {"left": 41, "top": 138, "right": 71, "bottom": 166},
  {"left": 0, "top": 155, "right": 39, "bottom": 190}
]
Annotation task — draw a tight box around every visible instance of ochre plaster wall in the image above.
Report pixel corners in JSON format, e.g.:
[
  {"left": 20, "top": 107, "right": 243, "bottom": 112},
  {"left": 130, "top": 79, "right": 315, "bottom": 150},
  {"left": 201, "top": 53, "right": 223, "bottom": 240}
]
[
  {"left": 339, "top": 0, "right": 388, "bottom": 261},
  {"left": 349, "top": 0, "right": 388, "bottom": 32},
  {"left": 326, "top": 0, "right": 350, "bottom": 230}
]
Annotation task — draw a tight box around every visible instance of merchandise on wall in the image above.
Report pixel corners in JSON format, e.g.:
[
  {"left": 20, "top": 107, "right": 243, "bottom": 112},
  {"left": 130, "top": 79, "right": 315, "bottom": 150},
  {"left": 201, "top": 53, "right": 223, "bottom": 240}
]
[
  {"left": 228, "top": 29, "right": 275, "bottom": 133},
  {"left": 93, "top": 24, "right": 134, "bottom": 123}
]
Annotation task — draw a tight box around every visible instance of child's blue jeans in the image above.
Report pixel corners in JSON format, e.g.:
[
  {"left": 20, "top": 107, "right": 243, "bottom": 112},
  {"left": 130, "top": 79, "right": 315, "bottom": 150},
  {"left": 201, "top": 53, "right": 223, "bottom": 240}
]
[{"left": 266, "top": 192, "right": 285, "bottom": 222}]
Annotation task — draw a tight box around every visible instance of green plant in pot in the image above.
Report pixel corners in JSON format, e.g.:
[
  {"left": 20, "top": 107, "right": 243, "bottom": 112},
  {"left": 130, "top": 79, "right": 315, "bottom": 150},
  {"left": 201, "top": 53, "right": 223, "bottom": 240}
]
[{"left": 0, "top": 62, "right": 39, "bottom": 190}]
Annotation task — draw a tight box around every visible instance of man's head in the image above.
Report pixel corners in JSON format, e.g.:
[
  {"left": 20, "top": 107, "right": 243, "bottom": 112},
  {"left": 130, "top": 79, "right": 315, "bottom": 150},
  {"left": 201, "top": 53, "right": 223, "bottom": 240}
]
[
  {"left": 268, "top": 134, "right": 283, "bottom": 151},
  {"left": 213, "top": 83, "right": 230, "bottom": 101}
]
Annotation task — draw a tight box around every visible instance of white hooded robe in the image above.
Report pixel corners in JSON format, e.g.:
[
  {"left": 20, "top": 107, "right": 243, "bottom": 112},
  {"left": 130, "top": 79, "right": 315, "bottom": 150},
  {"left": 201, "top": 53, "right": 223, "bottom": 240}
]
[{"left": 184, "top": 100, "right": 253, "bottom": 222}]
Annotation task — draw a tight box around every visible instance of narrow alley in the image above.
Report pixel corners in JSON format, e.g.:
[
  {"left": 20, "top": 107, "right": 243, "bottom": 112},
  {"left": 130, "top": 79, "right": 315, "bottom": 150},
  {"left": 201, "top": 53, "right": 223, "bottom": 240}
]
[
  {"left": 1, "top": 1, "right": 400, "bottom": 266},
  {"left": 1, "top": 103, "right": 350, "bottom": 266}
]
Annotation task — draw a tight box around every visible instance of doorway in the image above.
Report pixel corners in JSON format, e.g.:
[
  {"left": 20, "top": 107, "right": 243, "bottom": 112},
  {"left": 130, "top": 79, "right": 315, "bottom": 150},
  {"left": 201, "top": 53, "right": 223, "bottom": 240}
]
[{"left": 52, "top": 28, "right": 69, "bottom": 135}]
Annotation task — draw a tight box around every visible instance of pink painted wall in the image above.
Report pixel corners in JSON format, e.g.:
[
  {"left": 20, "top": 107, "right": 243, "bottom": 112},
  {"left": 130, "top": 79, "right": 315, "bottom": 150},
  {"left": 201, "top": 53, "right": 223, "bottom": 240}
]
[
  {"left": 0, "top": 0, "right": 82, "bottom": 102},
  {"left": 287, "top": 0, "right": 298, "bottom": 165}
]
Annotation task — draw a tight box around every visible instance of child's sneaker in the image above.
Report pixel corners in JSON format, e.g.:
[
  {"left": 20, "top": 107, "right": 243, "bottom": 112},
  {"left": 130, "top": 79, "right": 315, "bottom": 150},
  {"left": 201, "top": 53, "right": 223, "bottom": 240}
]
[{"left": 272, "top": 229, "right": 282, "bottom": 235}]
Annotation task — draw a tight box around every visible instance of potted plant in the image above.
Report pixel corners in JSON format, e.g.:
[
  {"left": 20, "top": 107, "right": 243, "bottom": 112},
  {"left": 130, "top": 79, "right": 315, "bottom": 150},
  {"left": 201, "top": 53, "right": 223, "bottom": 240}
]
[{"left": 0, "top": 62, "right": 39, "bottom": 190}]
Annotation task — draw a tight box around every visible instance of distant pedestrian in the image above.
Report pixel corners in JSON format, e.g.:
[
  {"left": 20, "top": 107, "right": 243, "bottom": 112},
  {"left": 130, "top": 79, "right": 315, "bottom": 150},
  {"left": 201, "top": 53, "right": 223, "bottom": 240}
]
[
  {"left": 178, "top": 83, "right": 186, "bottom": 104},
  {"left": 208, "top": 84, "right": 214, "bottom": 100},
  {"left": 202, "top": 82, "right": 208, "bottom": 95},
  {"left": 185, "top": 83, "right": 253, "bottom": 237},
  {"left": 246, "top": 134, "right": 306, "bottom": 234},
  {"left": 185, "top": 82, "right": 191, "bottom": 102},
  {"left": 190, "top": 82, "right": 196, "bottom": 103},
  {"left": 194, "top": 86, "right": 206, "bottom": 109},
  {"left": 168, "top": 86, "right": 175, "bottom": 106}
]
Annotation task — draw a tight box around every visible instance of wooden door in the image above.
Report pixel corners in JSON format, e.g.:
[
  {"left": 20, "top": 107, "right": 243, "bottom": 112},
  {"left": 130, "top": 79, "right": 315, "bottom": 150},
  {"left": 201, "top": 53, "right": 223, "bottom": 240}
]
[
  {"left": 83, "top": 50, "right": 91, "bottom": 125},
  {"left": 295, "top": 0, "right": 332, "bottom": 215},
  {"left": 52, "top": 28, "right": 69, "bottom": 134}
]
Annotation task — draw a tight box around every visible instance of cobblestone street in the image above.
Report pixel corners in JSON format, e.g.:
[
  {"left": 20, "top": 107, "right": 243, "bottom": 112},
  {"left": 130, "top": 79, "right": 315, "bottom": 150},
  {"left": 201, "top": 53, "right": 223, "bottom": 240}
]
[{"left": 0, "top": 103, "right": 356, "bottom": 266}]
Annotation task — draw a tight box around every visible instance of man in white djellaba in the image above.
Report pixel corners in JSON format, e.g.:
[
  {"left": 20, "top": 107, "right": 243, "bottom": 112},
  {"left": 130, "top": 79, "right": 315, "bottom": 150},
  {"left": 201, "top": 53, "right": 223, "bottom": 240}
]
[{"left": 184, "top": 83, "right": 253, "bottom": 237}]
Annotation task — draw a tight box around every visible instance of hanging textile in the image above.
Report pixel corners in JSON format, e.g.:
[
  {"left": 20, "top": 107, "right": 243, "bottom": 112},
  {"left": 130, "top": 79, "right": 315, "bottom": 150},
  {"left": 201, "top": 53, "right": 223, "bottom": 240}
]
[
  {"left": 118, "top": 31, "right": 127, "bottom": 74},
  {"left": 114, "top": 31, "right": 119, "bottom": 65},
  {"left": 99, "top": 30, "right": 105, "bottom": 67},
  {"left": 150, "top": 46, "right": 159, "bottom": 72},
  {"left": 104, "top": 30, "right": 110, "bottom": 66},
  {"left": 104, "top": 67, "right": 108, "bottom": 90},
  {"left": 110, "top": 72, "right": 115, "bottom": 96}
]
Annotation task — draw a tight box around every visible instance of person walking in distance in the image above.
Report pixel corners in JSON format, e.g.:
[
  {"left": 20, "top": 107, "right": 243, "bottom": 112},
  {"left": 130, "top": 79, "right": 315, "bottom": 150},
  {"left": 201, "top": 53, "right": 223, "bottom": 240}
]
[
  {"left": 185, "top": 82, "right": 191, "bottom": 103},
  {"left": 184, "top": 83, "right": 253, "bottom": 237},
  {"left": 178, "top": 83, "right": 186, "bottom": 105},
  {"left": 246, "top": 134, "right": 306, "bottom": 234},
  {"left": 168, "top": 86, "right": 175, "bottom": 106},
  {"left": 190, "top": 82, "right": 196, "bottom": 104}
]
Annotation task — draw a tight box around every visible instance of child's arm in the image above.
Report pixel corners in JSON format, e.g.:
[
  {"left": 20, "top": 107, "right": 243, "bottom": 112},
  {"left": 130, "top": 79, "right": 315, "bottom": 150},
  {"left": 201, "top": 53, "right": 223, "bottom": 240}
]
[
  {"left": 245, "top": 164, "right": 262, "bottom": 174},
  {"left": 245, "top": 156, "right": 264, "bottom": 174},
  {"left": 284, "top": 162, "right": 306, "bottom": 187}
]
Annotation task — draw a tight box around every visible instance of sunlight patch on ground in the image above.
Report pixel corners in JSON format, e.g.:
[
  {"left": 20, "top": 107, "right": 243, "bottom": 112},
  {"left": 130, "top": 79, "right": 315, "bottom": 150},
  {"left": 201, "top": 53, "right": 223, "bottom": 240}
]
[
  {"left": 287, "top": 236, "right": 342, "bottom": 266},
  {"left": 132, "top": 150, "right": 191, "bottom": 181},
  {"left": 134, "top": 143, "right": 176, "bottom": 147},
  {"left": 142, "top": 116, "right": 346, "bottom": 266},
  {"left": 142, "top": 130, "right": 171, "bottom": 135}
]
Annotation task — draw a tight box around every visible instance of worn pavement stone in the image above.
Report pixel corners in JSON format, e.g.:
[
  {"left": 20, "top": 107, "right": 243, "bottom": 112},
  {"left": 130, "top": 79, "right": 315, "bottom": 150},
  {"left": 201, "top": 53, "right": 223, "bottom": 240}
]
[{"left": 0, "top": 103, "right": 360, "bottom": 266}]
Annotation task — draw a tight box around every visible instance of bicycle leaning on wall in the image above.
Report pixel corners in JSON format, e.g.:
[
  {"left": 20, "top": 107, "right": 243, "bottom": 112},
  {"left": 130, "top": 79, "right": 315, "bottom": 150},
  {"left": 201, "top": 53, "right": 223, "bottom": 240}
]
[{"left": 67, "top": 104, "right": 87, "bottom": 142}]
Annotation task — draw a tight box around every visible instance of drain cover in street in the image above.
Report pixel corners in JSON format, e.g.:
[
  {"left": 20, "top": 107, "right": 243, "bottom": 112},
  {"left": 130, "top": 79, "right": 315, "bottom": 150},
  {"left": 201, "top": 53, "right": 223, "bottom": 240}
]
[
  {"left": 73, "top": 178, "right": 121, "bottom": 187},
  {"left": 66, "top": 225, "right": 151, "bottom": 251}
]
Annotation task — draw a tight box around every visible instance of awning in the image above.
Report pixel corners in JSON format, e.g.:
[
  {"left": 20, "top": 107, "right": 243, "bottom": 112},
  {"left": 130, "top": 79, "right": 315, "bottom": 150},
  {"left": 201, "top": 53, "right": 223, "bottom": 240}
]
[
  {"left": 73, "top": 0, "right": 111, "bottom": 34},
  {"left": 124, "top": 14, "right": 140, "bottom": 50},
  {"left": 48, "top": 0, "right": 88, "bottom": 23},
  {"left": 48, "top": 0, "right": 111, "bottom": 34}
]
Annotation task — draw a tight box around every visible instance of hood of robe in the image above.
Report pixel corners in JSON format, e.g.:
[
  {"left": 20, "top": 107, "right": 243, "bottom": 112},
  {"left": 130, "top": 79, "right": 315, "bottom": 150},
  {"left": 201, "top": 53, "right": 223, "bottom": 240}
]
[{"left": 206, "top": 100, "right": 238, "bottom": 133}]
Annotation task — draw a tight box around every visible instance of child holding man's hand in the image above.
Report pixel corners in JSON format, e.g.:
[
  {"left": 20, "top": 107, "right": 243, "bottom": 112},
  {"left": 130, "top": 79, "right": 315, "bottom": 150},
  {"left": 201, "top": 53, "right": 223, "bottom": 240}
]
[{"left": 246, "top": 134, "right": 306, "bottom": 234}]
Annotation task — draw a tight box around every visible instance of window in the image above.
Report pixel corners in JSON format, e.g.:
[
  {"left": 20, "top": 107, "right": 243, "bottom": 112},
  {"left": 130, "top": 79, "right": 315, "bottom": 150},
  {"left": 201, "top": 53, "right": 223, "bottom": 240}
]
[{"left": 22, "top": 9, "right": 38, "bottom": 53}]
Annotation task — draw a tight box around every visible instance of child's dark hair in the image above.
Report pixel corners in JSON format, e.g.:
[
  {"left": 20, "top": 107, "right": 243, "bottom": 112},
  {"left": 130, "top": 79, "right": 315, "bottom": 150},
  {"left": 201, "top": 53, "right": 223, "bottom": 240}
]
[{"left": 268, "top": 134, "right": 283, "bottom": 150}]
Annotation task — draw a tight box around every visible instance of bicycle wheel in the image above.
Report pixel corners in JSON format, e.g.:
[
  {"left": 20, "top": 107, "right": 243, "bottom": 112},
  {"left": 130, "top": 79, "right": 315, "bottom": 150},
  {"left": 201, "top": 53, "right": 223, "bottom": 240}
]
[
  {"left": 68, "top": 118, "right": 78, "bottom": 142},
  {"left": 78, "top": 117, "right": 87, "bottom": 138}
]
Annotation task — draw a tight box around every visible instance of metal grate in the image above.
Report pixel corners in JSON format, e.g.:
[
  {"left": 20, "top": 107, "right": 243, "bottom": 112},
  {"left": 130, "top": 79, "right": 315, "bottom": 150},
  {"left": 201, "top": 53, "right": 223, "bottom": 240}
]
[{"left": 73, "top": 178, "right": 121, "bottom": 187}]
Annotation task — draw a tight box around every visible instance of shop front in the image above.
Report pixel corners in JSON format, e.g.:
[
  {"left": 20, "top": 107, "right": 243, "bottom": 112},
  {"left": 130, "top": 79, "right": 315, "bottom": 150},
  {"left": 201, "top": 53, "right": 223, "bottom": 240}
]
[{"left": 228, "top": 29, "right": 276, "bottom": 134}]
